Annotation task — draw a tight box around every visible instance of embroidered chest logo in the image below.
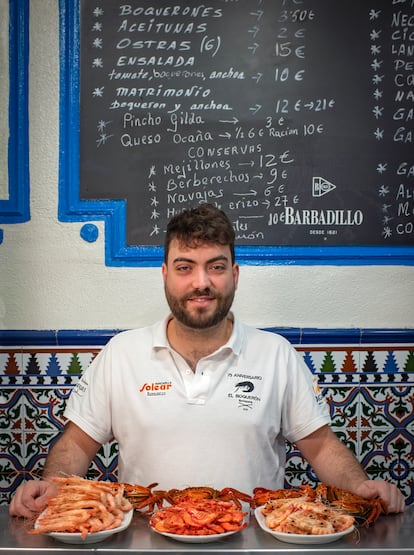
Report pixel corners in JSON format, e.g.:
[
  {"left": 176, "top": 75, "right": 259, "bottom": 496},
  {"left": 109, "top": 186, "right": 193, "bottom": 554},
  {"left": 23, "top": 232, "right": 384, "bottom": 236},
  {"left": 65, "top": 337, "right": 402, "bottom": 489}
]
[
  {"left": 139, "top": 381, "right": 172, "bottom": 396},
  {"left": 235, "top": 380, "right": 254, "bottom": 393},
  {"left": 227, "top": 373, "right": 262, "bottom": 411}
]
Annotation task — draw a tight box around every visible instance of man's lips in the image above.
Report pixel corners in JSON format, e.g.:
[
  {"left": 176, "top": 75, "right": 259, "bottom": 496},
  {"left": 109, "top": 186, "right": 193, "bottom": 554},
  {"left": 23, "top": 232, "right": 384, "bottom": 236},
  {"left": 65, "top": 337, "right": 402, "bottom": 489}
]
[{"left": 186, "top": 295, "right": 215, "bottom": 305}]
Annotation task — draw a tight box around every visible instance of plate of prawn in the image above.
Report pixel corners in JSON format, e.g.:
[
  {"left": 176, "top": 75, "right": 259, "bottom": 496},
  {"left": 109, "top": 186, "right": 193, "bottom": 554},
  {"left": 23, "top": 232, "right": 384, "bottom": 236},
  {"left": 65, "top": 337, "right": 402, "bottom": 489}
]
[
  {"left": 152, "top": 526, "right": 241, "bottom": 544},
  {"left": 30, "top": 476, "right": 134, "bottom": 544},
  {"left": 255, "top": 499, "right": 355, "bottom": 545},
  {"left": 34, "top": 507, "right": 133, "bottom": 544},
  {"left": 149, "top": 498, "right": 248, "bottom": 543}
]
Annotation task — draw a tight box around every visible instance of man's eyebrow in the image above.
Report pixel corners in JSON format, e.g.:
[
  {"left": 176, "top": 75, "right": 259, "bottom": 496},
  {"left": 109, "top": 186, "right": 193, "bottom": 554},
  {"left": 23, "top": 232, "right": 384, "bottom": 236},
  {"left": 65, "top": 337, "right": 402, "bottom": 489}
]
[{"left": 172, "top": 255, "right": 230, "bottom": 265}]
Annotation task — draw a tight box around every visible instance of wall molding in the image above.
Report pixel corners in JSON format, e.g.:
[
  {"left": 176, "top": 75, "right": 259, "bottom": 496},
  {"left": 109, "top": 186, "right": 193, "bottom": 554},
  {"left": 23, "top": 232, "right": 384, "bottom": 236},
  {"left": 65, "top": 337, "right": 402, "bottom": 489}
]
[
  {"left": 1, "top": 328, "right": 413, "bottom": 346},
  {"left": 0, "top": 0, "right": 30, "bottom": 228}
]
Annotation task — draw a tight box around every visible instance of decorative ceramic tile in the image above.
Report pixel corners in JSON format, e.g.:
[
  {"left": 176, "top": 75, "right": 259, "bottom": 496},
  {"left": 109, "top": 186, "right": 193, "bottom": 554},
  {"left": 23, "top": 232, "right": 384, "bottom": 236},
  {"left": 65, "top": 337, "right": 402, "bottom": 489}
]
[
  {"left": 87, "top": 442, "right": 119, "bottom": 482},
  {"left": 360, "top": 348, "right": 414, "bottom": 375},
  {"left": 1, "top": 334, "right": 413, "bottom": 508},
  {"left": 301, "top": 349, "right": 359, "bottom": 374}
]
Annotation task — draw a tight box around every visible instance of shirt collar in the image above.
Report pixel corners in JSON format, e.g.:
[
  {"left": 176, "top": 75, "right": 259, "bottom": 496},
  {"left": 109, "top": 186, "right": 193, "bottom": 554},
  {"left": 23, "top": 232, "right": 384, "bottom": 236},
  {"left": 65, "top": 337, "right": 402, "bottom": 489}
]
[{"left": 152, "top": 313, "right": 244, "bottom": 356}]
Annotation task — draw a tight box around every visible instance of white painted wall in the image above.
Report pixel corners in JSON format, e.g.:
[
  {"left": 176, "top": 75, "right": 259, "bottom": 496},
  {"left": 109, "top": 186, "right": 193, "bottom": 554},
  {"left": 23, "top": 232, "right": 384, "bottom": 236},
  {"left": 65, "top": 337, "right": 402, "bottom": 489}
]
[{"left": 0, "top": 1, "right": 413, "bottom": 331}]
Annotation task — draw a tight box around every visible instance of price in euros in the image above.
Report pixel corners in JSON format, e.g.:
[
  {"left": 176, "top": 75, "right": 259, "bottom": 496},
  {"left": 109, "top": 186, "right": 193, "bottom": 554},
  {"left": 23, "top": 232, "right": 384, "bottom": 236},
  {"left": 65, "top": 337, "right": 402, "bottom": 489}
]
[
  {"left": 267, "top": 197, "right": 299, "bottom": 226},
  {"left": 275, "top": 42, "right": 305, "bottom": 59},
  {"left": 278, "top": 9, "right": 315, "bottom": 23},
  {"left": 295, "top": 98, "right": 335, "bottom": 111},
  {"left": 275, "top": 98, "right": 335, "bottom": 114},
  {"left": 274, "top": 67, "right": 305, "bottom": 82}
]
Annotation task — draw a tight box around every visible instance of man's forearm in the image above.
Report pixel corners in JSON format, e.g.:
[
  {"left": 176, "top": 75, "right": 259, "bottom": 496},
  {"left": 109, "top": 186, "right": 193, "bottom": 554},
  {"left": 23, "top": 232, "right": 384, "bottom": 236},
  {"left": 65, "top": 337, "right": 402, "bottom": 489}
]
[
  {"left": 42, "top": 422, "right": 101, "bottom": 479},
  {"left": 42, "top": 441, "right": 92, "bottom": 478},
  {"left": 296, "top": 425, "right": 368, "bottom": 491},
  {"left": 309, "top": 440, "right": 368, "bottom": 490}
]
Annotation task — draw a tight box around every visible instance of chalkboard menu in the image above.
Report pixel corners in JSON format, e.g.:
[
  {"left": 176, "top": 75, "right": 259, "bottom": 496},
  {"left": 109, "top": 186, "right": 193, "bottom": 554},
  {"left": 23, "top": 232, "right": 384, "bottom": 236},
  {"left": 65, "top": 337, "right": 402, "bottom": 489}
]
[{"left": 74, "top": 0, "right": 413, "bottom": 256}]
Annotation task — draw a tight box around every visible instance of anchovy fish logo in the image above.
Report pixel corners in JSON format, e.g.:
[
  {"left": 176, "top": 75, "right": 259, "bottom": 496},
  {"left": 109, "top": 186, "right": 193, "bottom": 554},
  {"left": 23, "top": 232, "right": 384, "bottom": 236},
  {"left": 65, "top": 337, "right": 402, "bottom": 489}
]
[{"left": 235, "top": 381, "right": 254, "bottom": 393}]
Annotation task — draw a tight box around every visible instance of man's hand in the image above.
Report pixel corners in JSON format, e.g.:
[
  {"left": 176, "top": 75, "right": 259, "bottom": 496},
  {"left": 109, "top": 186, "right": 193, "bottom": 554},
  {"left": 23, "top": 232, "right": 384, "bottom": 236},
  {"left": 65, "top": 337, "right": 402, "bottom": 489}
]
[
  {"left": 355, "top": 480, "right": 405, "bottom": 514},
  {"left": 9, "top": 480, "right": 57, "bottom": 518},
  {"left": 9, "top": 423, "right": 101, "bottom": 518}
]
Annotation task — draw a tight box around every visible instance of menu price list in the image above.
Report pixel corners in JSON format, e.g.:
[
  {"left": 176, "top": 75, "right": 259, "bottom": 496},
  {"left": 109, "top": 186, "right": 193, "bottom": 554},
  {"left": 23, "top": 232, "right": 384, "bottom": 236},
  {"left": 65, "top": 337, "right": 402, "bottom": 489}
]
[{"left": 78, "top": 0, "right": 414, "bottom": 247}]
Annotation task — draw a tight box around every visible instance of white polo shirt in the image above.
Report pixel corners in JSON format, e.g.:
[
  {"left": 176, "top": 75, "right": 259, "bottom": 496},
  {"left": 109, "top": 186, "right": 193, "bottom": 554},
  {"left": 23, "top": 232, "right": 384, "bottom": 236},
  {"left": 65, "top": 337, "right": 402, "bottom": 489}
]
[{"left": 65, "top": 315, "right": 330, "bottom": 493}]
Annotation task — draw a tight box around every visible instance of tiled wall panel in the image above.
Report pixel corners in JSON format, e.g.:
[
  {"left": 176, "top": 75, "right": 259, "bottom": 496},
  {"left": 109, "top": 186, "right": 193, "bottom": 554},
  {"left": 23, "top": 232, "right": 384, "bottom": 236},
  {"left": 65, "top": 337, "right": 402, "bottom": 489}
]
[{"left": 1, "top": 331, "right": 413, "bottom": 506}]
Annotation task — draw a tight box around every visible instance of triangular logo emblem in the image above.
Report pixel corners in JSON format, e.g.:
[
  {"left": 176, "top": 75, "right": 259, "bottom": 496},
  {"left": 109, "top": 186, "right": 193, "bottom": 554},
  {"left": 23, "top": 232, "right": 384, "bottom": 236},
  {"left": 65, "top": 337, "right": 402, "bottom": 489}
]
[{"left": 312, "top": 177, "right": 336, "bottom": 197}]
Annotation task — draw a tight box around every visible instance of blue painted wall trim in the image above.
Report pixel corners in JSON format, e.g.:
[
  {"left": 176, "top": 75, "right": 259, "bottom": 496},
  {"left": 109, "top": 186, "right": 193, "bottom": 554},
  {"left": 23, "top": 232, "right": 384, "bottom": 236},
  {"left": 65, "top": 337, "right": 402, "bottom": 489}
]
[
  {"left": 0, "top": 0, "right": 30, "bottom": 226},
  {"left": 57, "top": 0, "right": 413, "bottom": 267},
  {"left": 1, "top": 328, "right": 413, "bottom": 347}
]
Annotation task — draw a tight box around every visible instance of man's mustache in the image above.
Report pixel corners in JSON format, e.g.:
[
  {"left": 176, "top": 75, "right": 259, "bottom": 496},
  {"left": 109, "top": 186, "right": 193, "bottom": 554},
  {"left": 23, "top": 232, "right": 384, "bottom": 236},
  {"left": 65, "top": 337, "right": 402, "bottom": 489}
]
[{"left": 185, "top": 288, "right": 214, "bottom": 299}]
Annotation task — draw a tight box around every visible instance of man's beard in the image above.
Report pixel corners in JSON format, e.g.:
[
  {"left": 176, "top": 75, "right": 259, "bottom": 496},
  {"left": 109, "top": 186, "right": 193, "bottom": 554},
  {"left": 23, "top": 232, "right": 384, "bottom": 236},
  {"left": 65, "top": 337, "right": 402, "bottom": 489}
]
[{"left": 164, "top": 286, "right": 235, "bottom": 329}]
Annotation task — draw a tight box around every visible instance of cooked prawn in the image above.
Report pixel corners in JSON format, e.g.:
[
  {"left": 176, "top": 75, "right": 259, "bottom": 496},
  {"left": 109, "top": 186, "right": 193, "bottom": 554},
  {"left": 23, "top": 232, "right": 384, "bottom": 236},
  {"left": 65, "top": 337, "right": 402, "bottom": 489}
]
[
  {"left": 29, "top": 476, "right": 132, "bottom": 539},
  {"left": 150, "top": 499, "right": 247, "bottom": 536},
  {"left": 262, "top": 498, "right": 355, "bottom": 535}
]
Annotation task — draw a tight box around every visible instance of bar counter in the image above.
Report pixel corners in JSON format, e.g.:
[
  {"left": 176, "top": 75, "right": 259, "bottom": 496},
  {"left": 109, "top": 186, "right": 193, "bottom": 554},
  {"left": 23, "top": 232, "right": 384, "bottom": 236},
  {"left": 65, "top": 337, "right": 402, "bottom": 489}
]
[{"left": 1, "top": 506, "right": 413, "bottom": 554}]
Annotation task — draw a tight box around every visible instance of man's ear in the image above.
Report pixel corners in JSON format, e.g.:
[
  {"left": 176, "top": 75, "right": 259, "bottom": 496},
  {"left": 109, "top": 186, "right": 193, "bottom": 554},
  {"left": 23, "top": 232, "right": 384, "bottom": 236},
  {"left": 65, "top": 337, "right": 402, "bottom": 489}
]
[
  {"left": 233, "top": 263, "right": 240, "bottom": 289},
  {"left": 161, "top": 262, "right": 167, "bottom": 283}
]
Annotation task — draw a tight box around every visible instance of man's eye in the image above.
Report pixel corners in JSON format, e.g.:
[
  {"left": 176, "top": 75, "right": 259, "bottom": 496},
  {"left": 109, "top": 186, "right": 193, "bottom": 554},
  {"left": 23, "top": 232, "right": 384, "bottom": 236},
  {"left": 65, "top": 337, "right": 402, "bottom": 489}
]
[{"left": 210, "top": 264, "right": 226, "bottom": 272}]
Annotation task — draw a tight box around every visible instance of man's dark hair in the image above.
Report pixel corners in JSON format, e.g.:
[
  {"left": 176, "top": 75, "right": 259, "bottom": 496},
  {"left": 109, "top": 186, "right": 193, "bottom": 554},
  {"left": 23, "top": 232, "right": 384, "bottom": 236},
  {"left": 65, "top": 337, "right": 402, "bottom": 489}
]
[{"left": 164, "top": 204, "right": 235, "bottom": 264}]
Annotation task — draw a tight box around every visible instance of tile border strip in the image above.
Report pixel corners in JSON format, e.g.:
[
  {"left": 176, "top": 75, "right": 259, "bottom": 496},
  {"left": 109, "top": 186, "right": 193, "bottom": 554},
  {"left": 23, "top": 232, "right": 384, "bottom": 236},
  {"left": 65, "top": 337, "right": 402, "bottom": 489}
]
[{"left": 0, "top": 328, "right": 413, "bottom": 347}]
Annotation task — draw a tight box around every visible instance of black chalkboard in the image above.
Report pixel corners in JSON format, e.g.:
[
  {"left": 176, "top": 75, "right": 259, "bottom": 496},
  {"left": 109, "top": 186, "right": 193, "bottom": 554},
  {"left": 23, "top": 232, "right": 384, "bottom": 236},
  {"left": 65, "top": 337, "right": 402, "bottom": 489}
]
[{"left": 77, "top": 0, "right": 414, "bottom": 249}]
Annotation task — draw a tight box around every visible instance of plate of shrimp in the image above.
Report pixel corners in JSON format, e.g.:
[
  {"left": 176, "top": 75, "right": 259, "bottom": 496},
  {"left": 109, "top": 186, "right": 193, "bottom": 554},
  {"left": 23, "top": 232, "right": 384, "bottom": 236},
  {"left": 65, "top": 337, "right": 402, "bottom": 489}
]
[
  {"left": 149, "top": 498, "right": 248, "bottom": 542},
  {"left": 34, "top": 507, "right": 133, "bottom": 544},
  {"left": 30, "top": 476, "right": 134, "bottom": 544},
  {"left": 255, "top": 498, "right": 355, "bottom": 544}
]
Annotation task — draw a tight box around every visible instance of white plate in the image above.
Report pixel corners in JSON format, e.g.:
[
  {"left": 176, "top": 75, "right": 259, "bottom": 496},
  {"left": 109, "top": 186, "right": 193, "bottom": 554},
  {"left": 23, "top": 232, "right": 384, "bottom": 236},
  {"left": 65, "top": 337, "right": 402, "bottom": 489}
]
[
  {"left": 34, "top": 508, "right": 133, "bottom": 544},
  {"left": 150, "top": 526, "right": 242, "bottom": 543},
  {"left": 149, "top": 507, "right": 248, "bottom": 544},
  {"left": 254, "top": 506, "right": 355, "bottom": 545}
]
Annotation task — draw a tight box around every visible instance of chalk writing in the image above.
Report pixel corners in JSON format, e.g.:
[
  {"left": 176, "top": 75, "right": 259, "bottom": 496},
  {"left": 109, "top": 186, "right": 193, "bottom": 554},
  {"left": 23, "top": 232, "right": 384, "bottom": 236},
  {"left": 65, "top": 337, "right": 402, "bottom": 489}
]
[{"left": 78, "top": 0, "right": 414, "bottom": 247}]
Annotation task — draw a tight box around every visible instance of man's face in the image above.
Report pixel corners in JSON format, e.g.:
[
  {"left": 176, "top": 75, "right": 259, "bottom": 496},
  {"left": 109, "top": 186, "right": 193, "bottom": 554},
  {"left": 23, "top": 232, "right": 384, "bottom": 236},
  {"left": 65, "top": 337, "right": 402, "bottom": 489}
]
[{"left": 162, "top": 239, "right": 239, "bottom": 329}]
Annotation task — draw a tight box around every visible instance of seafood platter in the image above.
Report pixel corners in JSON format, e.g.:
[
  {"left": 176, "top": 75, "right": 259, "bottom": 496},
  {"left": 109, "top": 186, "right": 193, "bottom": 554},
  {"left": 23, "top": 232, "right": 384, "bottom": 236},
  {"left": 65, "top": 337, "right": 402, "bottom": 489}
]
[{"left": 28, "top": 477, "right": 386, "bottom": 544}]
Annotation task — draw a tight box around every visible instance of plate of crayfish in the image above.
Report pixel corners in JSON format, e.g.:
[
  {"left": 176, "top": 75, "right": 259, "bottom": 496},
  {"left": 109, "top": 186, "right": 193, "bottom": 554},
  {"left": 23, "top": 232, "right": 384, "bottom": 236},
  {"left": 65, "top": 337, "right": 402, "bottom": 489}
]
[{"left": 121, "top": 483, "right": 254, "bottom": 513}]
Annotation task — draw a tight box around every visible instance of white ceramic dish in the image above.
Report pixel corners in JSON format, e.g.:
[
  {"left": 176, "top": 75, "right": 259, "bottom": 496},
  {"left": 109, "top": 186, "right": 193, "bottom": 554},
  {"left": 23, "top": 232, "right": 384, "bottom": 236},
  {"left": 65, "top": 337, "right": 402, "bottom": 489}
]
[
  {"left": 34, "top": 508, "right": 133, "bottom": 544},
  {"left": 254, "top": 506, "right": 355, "bottom": 545},
  {"left": 150, "top": 526, "right": 241, "bottom": 543},
  {"left": 149, "top": 499, "right": 249, "bottom": 543}
]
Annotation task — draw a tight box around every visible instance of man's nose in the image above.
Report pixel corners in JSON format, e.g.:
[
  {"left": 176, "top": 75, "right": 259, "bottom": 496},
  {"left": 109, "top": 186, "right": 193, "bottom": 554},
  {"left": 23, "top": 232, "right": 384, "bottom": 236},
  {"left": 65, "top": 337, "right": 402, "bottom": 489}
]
[{"left": 191, "top": 268, "right": 211, "bottom": 290}]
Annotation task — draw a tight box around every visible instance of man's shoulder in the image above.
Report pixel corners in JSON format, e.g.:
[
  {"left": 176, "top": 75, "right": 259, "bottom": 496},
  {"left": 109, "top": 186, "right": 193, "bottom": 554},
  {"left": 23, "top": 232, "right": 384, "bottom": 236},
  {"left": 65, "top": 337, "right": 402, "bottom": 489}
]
[
  {"left": 238, "top": 321, "right": 292, "bottom": 346},
  {"left": 105, "top": 319, "right": 164, "bottom": 348}
]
